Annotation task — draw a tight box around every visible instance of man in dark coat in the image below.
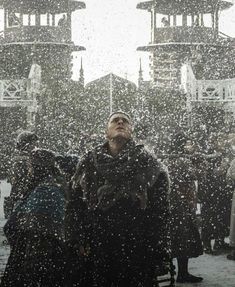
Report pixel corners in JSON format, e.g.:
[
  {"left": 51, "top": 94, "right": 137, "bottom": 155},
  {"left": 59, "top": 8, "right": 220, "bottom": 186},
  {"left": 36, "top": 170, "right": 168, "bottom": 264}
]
[
  {"left": 198, "top": 133, "right": 233, "bottom": 253},
  {"left": 165, "top": 132, "right": 203, "bottom": 284},
  {"left": 65, "top": 111, "right": 171, "bottom": 287}
]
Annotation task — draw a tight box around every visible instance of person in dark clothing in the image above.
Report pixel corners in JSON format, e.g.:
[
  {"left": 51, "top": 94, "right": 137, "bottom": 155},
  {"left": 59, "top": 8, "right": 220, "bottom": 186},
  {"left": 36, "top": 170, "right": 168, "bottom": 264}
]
[
  {"left": 65, "top": 111, "right": 171, "bottom": 287},
  {"left": 8, "top": 11, "right": 20, "bottom": 27},
  {"left": 2, "top": 149, "right": 66, "bottom": 287},
  {"left": 165, "top": 132, "right": 203, "bottom": 283},
  {"left": 56, "top": 153, "right": 79, "bottom": 182},
  {"left": 227, "top": 158, "right": 235, "bottom": 260},
  {"left": 8, "top": 131, "right": 39, "bottom": 213},
  {"left": 198, "top": 133, "right": 233, "bottom": 254}
]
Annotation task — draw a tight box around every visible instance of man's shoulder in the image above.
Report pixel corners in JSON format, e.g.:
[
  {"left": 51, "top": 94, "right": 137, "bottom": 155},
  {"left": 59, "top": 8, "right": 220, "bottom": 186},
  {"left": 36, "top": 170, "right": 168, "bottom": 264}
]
[
  {"left": 12, "top": 153, "right": 30, "bottom": 168},
  {"left": 76, "top": 145, "right": 103, "bottom": 169},
  {"left": 139, "top": 145, "right": 168, "bottom": 174}
]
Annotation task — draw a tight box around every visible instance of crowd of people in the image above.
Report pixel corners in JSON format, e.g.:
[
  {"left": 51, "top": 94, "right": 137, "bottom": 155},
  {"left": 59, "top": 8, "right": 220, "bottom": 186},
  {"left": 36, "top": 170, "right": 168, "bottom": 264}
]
[{"left": 1, "top": 111, "right": 235, "bottom": 287}]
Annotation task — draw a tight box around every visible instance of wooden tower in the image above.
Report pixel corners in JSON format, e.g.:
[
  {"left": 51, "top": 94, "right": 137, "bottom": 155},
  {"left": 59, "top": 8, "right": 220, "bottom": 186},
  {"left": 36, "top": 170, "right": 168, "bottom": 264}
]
[{"left": 137, "top": 0, "right": 235, "bottom": 88}]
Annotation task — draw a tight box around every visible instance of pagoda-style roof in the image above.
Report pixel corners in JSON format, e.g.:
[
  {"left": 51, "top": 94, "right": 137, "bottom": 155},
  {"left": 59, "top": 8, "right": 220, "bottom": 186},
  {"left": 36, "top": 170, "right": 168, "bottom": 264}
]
[
  {"left": 137, "top": 0, "right": 233, "bottom": 14},
  {"left": 0, "top": 0, "right": 86, "bottom": 13},
  {"left": 86, "top": 73, "right": 136, "bottom": 89},
  {"left": 0, "top": 41, "right": 86, "bottom": 52},
  {"left": 137, "top": 41, "right": 233, "bottom": 52}
]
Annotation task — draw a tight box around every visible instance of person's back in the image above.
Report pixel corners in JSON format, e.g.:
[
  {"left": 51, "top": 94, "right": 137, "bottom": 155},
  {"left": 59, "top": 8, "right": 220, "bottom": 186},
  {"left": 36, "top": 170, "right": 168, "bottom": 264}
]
[{"left": 2, "top": 148, "right": 66, "bottom": 287}]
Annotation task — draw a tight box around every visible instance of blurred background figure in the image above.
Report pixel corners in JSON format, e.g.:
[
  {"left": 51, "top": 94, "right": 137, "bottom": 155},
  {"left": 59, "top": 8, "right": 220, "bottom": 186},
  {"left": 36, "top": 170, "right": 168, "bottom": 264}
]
[
  {"left": 5, "top": 131, "right": 39, "bottom": 217},
  {"left": 198, "top": 133, "right": 233, "bottom": 254},
  {"left": 161, "top": 17, "right": 170, "bottom": 27},
  {"left": 226, "top": 156, "right": 235, "bottom": 260},
  {"left": 164, "top": 131, "right": 203, "bottom": 283},
  {"left": 2, "top": 149, "right": 66, "bottom": 286}
]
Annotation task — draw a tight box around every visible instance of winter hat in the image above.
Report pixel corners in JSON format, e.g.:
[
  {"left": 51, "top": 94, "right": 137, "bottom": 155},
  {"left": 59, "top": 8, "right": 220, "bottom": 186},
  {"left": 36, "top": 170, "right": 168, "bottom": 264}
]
[{"left": 16, "top": 131, "right": 38, "bottom": 151}]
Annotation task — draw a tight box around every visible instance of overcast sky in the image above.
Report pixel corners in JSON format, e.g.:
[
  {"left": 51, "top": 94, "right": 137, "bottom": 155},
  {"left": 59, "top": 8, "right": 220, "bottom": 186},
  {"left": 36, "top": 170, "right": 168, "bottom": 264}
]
[{"left": 72, "top": 0, "right": 235, "bottom": 84}]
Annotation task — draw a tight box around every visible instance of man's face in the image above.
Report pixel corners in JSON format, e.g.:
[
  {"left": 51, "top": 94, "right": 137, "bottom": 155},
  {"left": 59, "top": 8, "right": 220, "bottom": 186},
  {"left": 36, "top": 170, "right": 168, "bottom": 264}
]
[
  {"left": 184, "top": 140, "right": 194, "bottom": 154},
  {"left": 106, "top": 113, "right": 132, "bottom": 141}
]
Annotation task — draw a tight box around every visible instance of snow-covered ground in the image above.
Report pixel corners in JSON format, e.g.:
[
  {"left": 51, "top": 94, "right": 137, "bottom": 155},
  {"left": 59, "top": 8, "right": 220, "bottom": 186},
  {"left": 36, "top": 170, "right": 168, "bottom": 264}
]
[
  {"left": 175, "top": 253, "right": 235, "bottom": 287},
  {"left": 0, "top": 180, "right": 11, "bottom": 220},
  {"left": 0, "top": 181, "right": 234, "bottom": 286}
]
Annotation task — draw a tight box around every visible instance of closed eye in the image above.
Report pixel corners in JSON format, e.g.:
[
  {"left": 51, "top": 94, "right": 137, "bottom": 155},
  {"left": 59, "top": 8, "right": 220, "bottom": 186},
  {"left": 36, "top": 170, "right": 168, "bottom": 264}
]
[{"left": 111, "top": 117, "right": 130, "bottom": 124}]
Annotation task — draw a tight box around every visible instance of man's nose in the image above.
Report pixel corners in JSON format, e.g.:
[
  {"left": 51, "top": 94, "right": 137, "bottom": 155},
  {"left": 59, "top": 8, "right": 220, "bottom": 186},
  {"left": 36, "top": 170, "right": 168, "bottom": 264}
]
[{"left": 117, "top": 119, "right": 124, "bottom": 124}]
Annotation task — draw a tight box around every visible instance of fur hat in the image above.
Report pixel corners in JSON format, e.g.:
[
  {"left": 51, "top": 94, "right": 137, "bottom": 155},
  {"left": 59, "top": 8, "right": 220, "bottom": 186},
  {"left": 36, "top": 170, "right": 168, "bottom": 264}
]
[{"left": 16, "top": 131, "right": 38, "bottom": 151}]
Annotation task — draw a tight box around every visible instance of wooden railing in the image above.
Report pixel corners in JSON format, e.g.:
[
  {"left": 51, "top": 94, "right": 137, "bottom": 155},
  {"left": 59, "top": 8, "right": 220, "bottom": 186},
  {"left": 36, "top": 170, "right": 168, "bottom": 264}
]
[
  {"left": 3, "top": 26, "right": 70, "bottom": 43},
  {"left": 181, "top": 64, "right": 235, "bottom": 102},
  {"left": 0, "top": 79, "right": 28, "bottom": 101},
  {"left": 0, "top": 64, "right": 41, "bottom": 107},
  {"left": 152, "top": 26, "right": 233, "bottom": 45},
  {"left": 153, "top": 26, "right": 214, "bottom": 44}
]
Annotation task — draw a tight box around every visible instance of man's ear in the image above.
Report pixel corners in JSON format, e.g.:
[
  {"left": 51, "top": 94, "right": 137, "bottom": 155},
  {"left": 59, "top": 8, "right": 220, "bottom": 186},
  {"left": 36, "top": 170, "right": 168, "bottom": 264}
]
[
  {"left": 130, "top": 125, "right": 135, "bottom": 138},
  {"left": 130, "top": 124, "right": 134, "bottom": 133},
  {"left": 105, "top": 129, "right": 109, "bottom": 140}
]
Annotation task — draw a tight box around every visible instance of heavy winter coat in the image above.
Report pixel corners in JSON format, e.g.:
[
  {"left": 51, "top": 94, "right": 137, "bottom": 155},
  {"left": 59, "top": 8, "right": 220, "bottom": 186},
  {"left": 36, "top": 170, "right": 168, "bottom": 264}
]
[
  {"left": 66, "top": 140, "right": 171, "bottom": 286},
  {"left": 165, "top": 155, "right": 203, "bottom": 258},
  {"left": 8, "top": 152, "right": 33, "bottom": 211},
  {"left": 227, "top": 158, "right": 235, "bottom": 247},
  {"left": 198, "top": 153, "right": 233, "bottom": 241},
  {"left": 4, "top": 183, "right": 65, "bottom": 243},
  {"left": 2, "top": 179, "right": 66, "bottom": 287}
]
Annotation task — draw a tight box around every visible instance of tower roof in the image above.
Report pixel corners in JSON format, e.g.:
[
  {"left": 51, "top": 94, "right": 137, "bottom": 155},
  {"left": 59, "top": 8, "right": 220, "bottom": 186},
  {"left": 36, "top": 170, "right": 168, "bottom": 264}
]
[
  {"left": 137, "top": 0, "right": 233, "bottom": 14},
  {"left": 0, "top": 41, "right": 86, "bottom": 52},
  {"left": 86, "top": 73, "right": 137, "bottom": 90},
  {"left": 0, "top": 0, "right": 86, "bottom": 13}
]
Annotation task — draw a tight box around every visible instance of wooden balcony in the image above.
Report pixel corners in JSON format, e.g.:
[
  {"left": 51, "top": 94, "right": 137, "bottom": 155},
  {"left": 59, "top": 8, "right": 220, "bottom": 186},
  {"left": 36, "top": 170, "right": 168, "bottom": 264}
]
[
  {"left": 3, "top": 26, "right": 70, "bottom": 43},
  {"left": 0, "top": 64, "right": 40, "bottom": 109},
  {"left": 181, "top": 64, "right": 235, "bottom": 102},
  {"left": 153, "top": 26, "right": 215, "bottom": 44}
]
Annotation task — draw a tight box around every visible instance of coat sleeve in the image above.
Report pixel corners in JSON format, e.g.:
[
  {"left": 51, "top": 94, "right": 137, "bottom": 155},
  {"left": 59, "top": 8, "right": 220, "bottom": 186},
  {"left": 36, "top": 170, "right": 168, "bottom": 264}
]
[
  {"left": 64, "top": 157, "right": 88, "bottom": 249},
  {"left": 145, "top": 170, "right": 171, "bottom": 265},
  {"left": 227, "top": 159, "right": 235, "bottom": 182}
]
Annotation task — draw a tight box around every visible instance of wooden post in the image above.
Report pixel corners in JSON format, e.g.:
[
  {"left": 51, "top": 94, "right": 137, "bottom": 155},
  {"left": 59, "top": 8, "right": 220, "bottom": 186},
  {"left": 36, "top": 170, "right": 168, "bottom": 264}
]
[
  {"left": 200, "top": 13, "right": 204, "bottom": 26},
  {"left": 19, "top": 10, "right": 23, "bottom": 27},
  {"left": 4, "top": 9, "right": 7, "bottom": 30},
  {"left": 35, "top": 11, "right": 40, "bottom": 26},
  {"left": 211, "top": 12, "right": 214, "bottom": 30},
  {"left": 173, "top": 14, "right": 177, "bottom": 26},
  {"left": 151, "top": 5, "right": 157, "bottom": 43},
  {"left": 52, "top": 14, "right": 55, "bottom": 26},
  {"left": 182, "top": 13, "right": 187, "bottom": 26},
  {"left": 67, "top": 1, "right": 72, "bottom": 41},
  {"left": 191, "top": 14, "right": 194, "bottom": 26},
  {"left": 215, "top": 8, "right": 219, "bottom": 37},
  {"left": 47, "top": 13, "right": 50, "bottom": 26}
]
